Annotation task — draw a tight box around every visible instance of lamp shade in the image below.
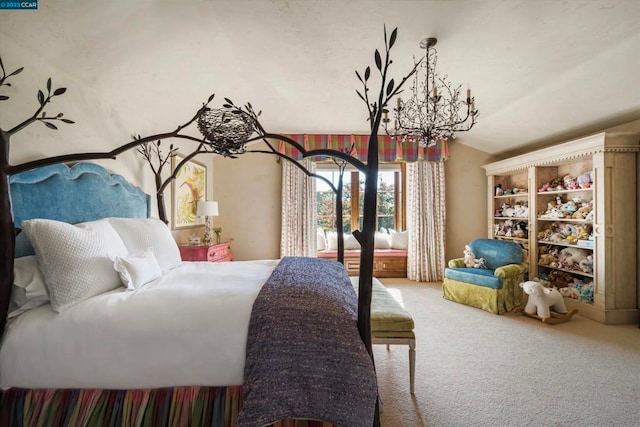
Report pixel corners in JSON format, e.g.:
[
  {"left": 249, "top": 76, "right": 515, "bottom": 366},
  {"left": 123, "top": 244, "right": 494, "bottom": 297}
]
[{"left": 196, "top": 201, "right": 219, "bottom": 217}]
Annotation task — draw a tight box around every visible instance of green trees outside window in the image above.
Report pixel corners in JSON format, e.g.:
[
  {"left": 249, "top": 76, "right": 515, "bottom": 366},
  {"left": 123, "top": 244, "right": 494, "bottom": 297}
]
[{"left": 316, "top": 168, "right": 403, "bottom": 233}]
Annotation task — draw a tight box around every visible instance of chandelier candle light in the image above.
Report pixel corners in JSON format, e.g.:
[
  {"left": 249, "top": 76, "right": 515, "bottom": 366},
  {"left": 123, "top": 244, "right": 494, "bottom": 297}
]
[
  {"left": 385, "top": 37, "right": 479, "bottom": 147},
  {"left": 196, "top": 200, "right": 219, "bottom": 245}
]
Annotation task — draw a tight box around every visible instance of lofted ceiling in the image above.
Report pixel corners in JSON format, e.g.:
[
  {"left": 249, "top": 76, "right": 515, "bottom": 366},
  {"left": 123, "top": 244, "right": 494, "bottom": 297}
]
[{"left": 1, "top": 0, "right": 639, "bottom": 155}]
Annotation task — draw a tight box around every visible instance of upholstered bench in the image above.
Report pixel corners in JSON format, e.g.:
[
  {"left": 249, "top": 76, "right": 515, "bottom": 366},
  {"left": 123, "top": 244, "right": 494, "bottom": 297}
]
[{"left": 350, "top": 277, "right": 416, "bottom": 394}]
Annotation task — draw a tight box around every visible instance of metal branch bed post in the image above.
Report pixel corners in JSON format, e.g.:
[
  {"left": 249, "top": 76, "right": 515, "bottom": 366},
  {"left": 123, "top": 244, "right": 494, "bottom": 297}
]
[{"left": 0, "top": 27, "right": 420, "bottom": 427}]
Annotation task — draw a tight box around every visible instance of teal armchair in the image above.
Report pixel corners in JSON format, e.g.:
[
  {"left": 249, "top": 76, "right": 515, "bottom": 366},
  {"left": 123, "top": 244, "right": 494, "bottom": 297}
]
[{"left": 443, "top": 239, "right": 528, "bottom": 314}]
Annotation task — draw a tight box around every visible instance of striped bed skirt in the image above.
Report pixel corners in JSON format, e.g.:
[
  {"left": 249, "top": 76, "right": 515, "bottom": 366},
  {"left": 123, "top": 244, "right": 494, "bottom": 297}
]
[{"left": 0, "top": 386, "right": 335, "bottom": 427}]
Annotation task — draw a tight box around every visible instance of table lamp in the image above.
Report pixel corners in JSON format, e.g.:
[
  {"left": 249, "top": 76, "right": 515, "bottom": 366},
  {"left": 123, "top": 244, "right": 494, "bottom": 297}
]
[{"left": 196, "top": 201, "right": 219, "bottom": 245}]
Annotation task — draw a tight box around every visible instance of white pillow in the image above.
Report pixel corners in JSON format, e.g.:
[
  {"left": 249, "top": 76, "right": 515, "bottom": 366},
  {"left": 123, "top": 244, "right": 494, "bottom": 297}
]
[
  {"left": 390, "top": 229, "right": 409, "bottom": 250},
  {"left": 22, "top": 218, "right": 129, "bottom": 313},
  {"left": 317, "top": 227, "right": 327, "bottom": 251},
  {"left": 113, "top": 247, "right": 162, "bottom": 290},
  {"left": 326, "top": 231, "right": 338, "bottom": 251},
  {"left": 344, "top": 233, "right": 361, "bottom": 250},
  {"left": 108, "top": 217, "right": 182, "bottom": 272},
  {"left": 8, "top": 255, "right": 50, "bottom": 318},
  {"left": 374, "top": 232, "right": 392, "bottom": 249},
  {"left": 326, "top": 232, "right": 361, "bottom": 251}
]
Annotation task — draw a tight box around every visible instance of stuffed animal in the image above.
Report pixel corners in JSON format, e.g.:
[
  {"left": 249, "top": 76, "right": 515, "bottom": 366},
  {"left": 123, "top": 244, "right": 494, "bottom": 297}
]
[
  {"left": 548, "top": 232, "right": 565, "bottom": 243},
  {"left": 558, "top": 278, "right": 594, "bottom": 302},
  {"left": 573, "top": 224, "right": 590, "bottom": 241},
  {"left": 532, "top": 276, "right": 550, "bottom": 288},
  {"left": 547, "top": 270, "right": 575, "bottom": 289},
  {"left": 579, "top": 281, "right": 594, "bottom": 302},
  {"left": 519, "top": 281, "right": 568, "bottom": 319},
  {"left": 563, "top": 174, "right": 580, "bottom": 190},
  {"left": 503, "top": 219, "right": 514, "bottom": 237},
  {"left": 538, "top": 246, "right": 559, "bottom": 266},
  {"left": 513, "top": 221, "right": 528, "bottom": 238},
  {"left": 538, "top": 252, "right": 557, "bottom": 266},
  {"left": 559, "top": 247, "right": 589, "bottom": 268},
  {"left": 538, "top": 182, "right": 552, "bottom": 192},
  {"left": 512, "top": 202, "right": 529, "bottom": 219},
  {"left": 559, "top": 286, "right": 580, "bottom": 299},
  {"left": 572, "top": 205, "right": 592, "bottom": 220},
  {"left": 559, "top": 200, "right": 578, "bottom": 216},
  {"left": 538, "top": 178, "right": 563, "bottom": 192},
  {"left": 571, "top": 195, "right": 585, "bottom": 205},
  {"left": 559, "top": 223, "right": 575, "bottom": 238},
  {"left": 537, "top": 224, "right": 554, "bottom": 241},
  {"left": 463, "top": 245, "right": 476, "bottom": 268},
  {"left": 473, "top": 258, "right": 488, "bottom": 269},
  {"left": 584, "top": 210, "right": 595, "bottom": 222},
  {"left": 579, "top": 254, "right": 594, "bottom": 274},
  {"left": 500, "top": 203, "right": 517, "bottom": 218},
  {"left": 576, "top": 171, "right": 593, "bottom": 188},
  {"left": 544, "top": 208, "right": 563, "bottom": 220},
  {"left": 463, "top": 245, "right": 488, "bottom": 269}
]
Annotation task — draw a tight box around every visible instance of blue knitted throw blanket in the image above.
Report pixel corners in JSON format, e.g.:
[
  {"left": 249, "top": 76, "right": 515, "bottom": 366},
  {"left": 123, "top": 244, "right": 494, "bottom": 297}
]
[{"left": 238, "top": 256, "right": 377, "bottom": 427}]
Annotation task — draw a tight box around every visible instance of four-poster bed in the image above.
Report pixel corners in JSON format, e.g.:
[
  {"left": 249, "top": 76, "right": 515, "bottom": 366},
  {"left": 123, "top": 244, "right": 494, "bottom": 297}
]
[
  {"left": 0, "top": 27, "right": 419, "bottom": 426},
  {"left": 1, "top": 162, "right": 376, "bottom": 426}
]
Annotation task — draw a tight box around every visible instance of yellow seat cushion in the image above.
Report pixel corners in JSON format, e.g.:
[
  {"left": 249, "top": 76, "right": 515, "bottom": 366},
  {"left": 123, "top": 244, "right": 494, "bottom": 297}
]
[{"left": 350, "top": 277, "right": 415, "bottom": 333}]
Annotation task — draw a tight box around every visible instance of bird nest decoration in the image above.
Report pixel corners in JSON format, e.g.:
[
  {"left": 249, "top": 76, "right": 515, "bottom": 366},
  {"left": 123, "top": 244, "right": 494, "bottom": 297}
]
[{"left": 197, "top": 107, "right": 254, "bottom": 157}]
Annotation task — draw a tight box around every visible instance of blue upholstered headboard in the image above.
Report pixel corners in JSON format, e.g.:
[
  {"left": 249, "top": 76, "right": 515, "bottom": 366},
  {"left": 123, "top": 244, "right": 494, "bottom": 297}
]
[{"left": 10, "top": 162, "right": 151, "bottom": 257}]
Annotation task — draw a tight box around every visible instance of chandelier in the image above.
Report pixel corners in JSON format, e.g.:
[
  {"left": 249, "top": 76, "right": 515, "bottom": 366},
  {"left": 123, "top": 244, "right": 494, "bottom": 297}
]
[{"left": 384, "top": 37, "right": 479, "bottom": 147}]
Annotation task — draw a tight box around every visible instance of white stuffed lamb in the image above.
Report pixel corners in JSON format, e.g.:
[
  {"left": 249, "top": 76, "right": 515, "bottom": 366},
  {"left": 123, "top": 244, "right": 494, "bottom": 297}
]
[{"left": 519, "top": 281, "right": 567, "bottom": 319}]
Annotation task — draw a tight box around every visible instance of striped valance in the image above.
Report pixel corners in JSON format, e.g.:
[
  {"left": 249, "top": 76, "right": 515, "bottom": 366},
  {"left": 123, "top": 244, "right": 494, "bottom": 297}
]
[{"left": 278, "top": 134, "right": 448, "bottom": 163}]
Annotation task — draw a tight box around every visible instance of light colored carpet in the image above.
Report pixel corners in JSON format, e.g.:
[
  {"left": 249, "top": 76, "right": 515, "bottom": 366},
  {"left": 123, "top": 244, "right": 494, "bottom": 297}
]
[{"left": 374, "top": 279, "right": 640, "bottom": 427}]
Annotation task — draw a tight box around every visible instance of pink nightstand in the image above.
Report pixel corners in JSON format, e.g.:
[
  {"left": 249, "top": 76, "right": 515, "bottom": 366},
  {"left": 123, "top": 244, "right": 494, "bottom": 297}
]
[{"left": 178, "top": 239, "right": 234, "bottom": 262}]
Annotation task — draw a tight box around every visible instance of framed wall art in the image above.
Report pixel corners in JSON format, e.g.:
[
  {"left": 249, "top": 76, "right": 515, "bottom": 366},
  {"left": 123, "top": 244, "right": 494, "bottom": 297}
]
[{"left": 171, "top": 153, "right": 207, "bottom": 229}]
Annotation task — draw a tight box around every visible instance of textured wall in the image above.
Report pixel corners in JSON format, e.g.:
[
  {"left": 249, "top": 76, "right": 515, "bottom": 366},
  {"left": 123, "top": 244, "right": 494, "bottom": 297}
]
[
  {"left": 444, "top": 143, "right": 497, "bottom": 264},
  {"left": 212, "top": 152, "right": 282, "bottom": 261}
]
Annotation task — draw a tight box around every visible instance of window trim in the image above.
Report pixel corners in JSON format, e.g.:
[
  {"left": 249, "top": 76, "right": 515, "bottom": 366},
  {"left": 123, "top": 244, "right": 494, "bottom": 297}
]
[{"left": 316, "top": 163, "right": 406, "bottom": 232}]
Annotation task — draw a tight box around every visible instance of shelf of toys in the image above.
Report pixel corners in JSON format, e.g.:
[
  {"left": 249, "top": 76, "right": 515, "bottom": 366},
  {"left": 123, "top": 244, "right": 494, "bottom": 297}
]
[
  {"left": 483, "top": 132, "right": 639, "bottom": 324},
  {"left": 490, "top": 171, "right": 530, "bottom": 246},
  {"left": 535, "top": 162, "right": 596, "bottom": 306}
]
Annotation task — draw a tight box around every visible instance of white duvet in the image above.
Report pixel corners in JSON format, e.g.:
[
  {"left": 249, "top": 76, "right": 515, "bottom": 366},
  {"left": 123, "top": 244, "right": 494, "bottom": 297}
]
[{"left": 0, "top": 259, "right": 279, "bottom": 389}]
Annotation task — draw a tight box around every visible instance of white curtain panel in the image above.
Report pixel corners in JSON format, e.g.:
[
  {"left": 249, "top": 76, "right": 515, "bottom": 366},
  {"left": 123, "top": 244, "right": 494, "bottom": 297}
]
[
  {"left": 280, "top": 159, "right": 317, "bottom": 257},
  {"left": 407, "top": 160, "right": 446, "bottom": 282}
]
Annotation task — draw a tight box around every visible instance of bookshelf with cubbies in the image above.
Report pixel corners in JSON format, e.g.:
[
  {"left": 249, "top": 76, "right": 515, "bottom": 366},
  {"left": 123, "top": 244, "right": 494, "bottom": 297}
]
[
  {"left": 488, "top": 169, "right": 530, "bottom": 248},
  {"left": 483, "top": 132, "right": 639, "bottom": 324}
]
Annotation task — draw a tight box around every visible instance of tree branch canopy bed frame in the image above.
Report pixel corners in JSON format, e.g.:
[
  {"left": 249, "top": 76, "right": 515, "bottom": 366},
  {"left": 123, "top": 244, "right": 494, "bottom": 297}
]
[
  {"left": 0, "top": 162, "right": 376, "bottom": 426},
  {"left": 0, "top": 26, "right": 424, "bottom": 426}
]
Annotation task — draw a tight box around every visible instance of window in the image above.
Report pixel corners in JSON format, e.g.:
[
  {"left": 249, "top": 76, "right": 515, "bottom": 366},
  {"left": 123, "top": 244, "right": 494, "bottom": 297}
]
[
  {"left": 316, "top": 164, "right": 405, "bottom": 233},
  {"left": 316, "top": 170, "right": 352, "bottom": 233}
]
